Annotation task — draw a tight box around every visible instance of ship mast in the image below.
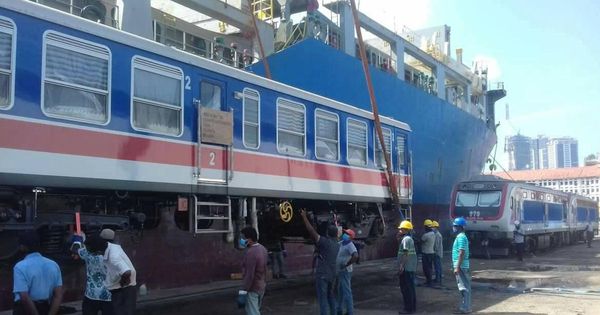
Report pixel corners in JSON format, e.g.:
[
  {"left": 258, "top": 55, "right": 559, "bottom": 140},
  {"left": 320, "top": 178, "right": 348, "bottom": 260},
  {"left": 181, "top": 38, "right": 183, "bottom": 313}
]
[{"left": 348, "top": 0, "right": 402, "bottom": 214}]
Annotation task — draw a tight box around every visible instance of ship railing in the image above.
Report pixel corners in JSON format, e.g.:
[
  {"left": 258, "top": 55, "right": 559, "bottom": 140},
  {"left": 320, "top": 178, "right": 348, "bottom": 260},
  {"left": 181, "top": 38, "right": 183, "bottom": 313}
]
[{"left": 31, "top": 0, "right": 120, "bottom": 29}]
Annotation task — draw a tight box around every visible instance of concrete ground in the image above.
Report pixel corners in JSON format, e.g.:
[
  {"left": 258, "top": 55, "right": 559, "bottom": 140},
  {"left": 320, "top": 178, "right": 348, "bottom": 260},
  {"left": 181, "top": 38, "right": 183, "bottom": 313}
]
[
  {"left": 4, "top": 239, "right": 599, "bottom": 315},
  {"left": 133, "top": 238, "right": 600, "bottom": 315}
]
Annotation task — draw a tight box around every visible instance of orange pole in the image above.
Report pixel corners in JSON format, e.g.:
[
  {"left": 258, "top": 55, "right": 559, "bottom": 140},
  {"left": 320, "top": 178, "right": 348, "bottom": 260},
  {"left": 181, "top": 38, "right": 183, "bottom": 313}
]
[
  {"left": 348, "top": 0, "right": 401, "bottom": 209},
  {"left": 75, "top": 212, "right": 81, "bottom": 235},
  {"left": 248, "top": 0, "right": 272, "bottom": 79}
]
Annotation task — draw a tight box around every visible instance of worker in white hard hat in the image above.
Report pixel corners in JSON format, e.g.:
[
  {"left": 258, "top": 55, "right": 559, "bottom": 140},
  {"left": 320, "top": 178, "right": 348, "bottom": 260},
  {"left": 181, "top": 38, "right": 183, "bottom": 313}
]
[{"left": 397, "top": 220, "right": 417, "bottom": 314}]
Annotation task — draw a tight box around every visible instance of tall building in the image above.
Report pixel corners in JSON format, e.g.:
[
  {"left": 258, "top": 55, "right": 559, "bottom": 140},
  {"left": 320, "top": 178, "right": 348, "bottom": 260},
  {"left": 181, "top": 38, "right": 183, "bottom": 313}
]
[
  {"left": 547, "top": 137, "right": 579, "bottom": 168},
  {"left": 505, "top": 134, "right": 579, "bottom": 170},
  {"left": 505, "top": 134, "right": 532, "bottom": 170}
]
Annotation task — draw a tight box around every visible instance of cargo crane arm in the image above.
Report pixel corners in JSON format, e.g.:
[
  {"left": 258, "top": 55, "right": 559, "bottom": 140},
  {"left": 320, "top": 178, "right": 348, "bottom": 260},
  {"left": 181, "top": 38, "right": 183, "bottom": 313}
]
[{"left": 349, "top": 0, "right": 402, "bottom": 216}]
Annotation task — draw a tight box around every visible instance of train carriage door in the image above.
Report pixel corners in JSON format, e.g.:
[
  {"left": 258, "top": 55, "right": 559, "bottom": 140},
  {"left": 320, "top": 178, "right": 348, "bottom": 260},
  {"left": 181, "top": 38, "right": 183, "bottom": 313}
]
[
  {"left": 395, "top": 131, "right": 411, "bottom": 201},
  {"left": 195, "top": 80, "right": 232, "bottom": 184}
]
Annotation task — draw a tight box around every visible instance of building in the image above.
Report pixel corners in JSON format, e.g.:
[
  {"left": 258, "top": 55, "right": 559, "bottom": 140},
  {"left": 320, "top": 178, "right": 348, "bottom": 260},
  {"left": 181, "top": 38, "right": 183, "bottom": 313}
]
[
  {"left": 505, "top": 134, "right": 532, "bottom": 170},
  {"left": 547, "top": 137, "right": 578, "bottom": 168},
  {"left": 495, "top": 165, "right": 600, "bottom": 202},
  {"left": 505, "top": 134, "right": 579, "bottom": 170}
]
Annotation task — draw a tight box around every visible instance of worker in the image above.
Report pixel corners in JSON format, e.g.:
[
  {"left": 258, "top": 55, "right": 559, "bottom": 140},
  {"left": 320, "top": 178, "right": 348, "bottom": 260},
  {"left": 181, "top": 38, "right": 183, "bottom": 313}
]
[
  {"left": 397, "top": 220, "right": 417, "bottom": 314},
  {"left": 432, "top": 220, "right": 443, "bottom": 286},
  {"left": 452, "top": 217, "right": 471, "bottom": 314},
  {"left": 585, "top": 221, "right": 593, "bottom": 248},
  {"left": 239, "top": 226, "right": 268, "bottom": 315},
  {"left": 513, "top": 221, "right": 525, "bottom": 261},
  {"left": 421, "top": 219, "right": 435, "bottom": 286},
  {"left": 336, "top": 229, "right": 358, "bottom": 315}
]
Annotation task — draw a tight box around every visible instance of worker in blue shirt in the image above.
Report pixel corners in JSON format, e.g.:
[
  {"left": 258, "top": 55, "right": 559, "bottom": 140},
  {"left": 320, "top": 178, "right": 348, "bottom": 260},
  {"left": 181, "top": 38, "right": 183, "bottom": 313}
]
[{"left": 13, "top": 231, "right": 63, "bottom": 315}]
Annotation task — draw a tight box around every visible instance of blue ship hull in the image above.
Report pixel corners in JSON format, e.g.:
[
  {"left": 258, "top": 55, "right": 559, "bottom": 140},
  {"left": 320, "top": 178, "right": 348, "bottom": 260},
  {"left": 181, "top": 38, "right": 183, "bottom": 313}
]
[{"left": 250, "top": 40, "right": 496, "bottom": 224}]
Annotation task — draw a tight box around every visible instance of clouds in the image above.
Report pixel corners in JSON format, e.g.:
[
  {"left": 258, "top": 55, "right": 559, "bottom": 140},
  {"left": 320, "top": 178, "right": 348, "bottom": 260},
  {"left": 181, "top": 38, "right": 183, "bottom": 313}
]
[{"left": 473, "top": 55, "right": 502, "bottom": 82}]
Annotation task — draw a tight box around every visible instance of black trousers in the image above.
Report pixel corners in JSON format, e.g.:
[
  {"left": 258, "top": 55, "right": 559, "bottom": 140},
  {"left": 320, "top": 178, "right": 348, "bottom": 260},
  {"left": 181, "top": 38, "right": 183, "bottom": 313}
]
[
  {"left": 13, "top": 300, "right": 49, "bottom": 315},
  {"left": 398, "top": 271, "right": 416, "bottom": 312},
  {"left": 421, "top": 253, "right": 434, "bottom": 284},
  {"left": 82, "top": 296, "right": 115, "bottom": 315},
  {"left": 110, "top": 286, "right": 137, "bottom": 315},
  {"left": 515, "top": 243, "right": 524, "bottom": 261}
]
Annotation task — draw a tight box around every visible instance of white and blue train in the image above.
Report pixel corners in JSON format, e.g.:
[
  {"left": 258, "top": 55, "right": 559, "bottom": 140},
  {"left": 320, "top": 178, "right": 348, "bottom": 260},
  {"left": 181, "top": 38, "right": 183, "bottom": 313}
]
[
  {"left": 450, "top": 175, "right": 599, "bottom": 256},
  {"left": 0, "top": 0, "right": 413, "bottom": 259}
]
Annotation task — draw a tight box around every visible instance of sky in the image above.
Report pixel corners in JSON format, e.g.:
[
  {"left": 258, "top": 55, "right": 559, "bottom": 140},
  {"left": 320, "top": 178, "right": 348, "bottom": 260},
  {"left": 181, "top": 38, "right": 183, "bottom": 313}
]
[{"left": 357, "top": 0, "right": 600, "bottom": 168}]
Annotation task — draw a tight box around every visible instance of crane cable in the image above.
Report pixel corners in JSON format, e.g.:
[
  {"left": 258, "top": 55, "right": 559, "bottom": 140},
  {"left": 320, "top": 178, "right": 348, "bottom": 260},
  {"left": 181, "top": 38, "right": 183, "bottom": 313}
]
[{"left": 348, "top": 0, "right": 402, "bottom": 213}]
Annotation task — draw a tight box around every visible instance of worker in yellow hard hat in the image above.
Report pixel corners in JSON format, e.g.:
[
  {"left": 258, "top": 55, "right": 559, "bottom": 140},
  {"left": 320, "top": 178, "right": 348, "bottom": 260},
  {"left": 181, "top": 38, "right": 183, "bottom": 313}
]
[
  {"left": 397, "top": 220, "right": 417, "bottom": 313},
  {"left": 431, "top": 220, "right": 443, "bottom": 286},
  {"left": 421, "top": 219, "right": 436, "bottom": 286}
]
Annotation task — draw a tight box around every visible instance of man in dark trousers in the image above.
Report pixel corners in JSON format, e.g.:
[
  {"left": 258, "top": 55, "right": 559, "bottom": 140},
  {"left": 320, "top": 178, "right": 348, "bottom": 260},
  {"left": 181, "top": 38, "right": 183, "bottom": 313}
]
[
  {"left": 397, "top": 220, "right": 417, "bottom": 314},
  {"left": 420, "top": 219, "right": 436, "bottom": 286},
  {"left": 239, "top": 226, "right": 268, "bottom": 315},
  {"left": 300, "top": 209, "right": 340, "bottom": 315},
  {"left": 13, "top": 231, "right": 63, "bottom": 315},
  {"left": 513, "top": 221, "right": 525, "bottom": 261},
  {"left": 85, "top": 234, "right": 137, "bottom": 315}
]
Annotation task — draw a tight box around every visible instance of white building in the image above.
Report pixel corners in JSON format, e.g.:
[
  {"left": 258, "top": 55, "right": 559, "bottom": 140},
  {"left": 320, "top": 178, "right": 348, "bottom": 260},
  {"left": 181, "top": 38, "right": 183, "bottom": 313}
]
[{"left": 496, "top": 165, "right": 600, "bottom": 202}]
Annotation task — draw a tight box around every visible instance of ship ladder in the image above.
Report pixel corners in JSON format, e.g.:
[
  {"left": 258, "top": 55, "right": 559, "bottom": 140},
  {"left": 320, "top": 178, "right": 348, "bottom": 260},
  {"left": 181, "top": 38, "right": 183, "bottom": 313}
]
[{"left": 192, "top": 195, "right": 233, "bottom": 238}]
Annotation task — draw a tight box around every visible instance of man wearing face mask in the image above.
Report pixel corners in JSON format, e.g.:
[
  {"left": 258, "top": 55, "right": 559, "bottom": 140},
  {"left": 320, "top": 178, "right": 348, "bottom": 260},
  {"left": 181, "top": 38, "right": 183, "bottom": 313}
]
[
  {"left": 239, "top": 226, "right": 268, "bottom": 315},
  {"left": 336, "top": 229, "right": 358, "bottom": 315},
  {"left": 452, "top": 217, "right": 471, "bottom": 314}
]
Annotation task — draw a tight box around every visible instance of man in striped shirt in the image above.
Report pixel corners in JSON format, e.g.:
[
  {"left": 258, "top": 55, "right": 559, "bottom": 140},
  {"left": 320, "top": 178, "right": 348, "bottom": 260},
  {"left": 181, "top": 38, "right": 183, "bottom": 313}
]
[{"left": 452, "top": 217, "right": 471, "bottom": 314}]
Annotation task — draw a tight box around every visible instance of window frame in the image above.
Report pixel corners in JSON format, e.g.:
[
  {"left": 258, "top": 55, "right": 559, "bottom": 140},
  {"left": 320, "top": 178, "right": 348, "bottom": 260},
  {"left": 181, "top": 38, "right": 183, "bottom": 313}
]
[
  {"left": 130, "top": 55, "right": 184, "bottom": 137},
  {"left": 314, "top": 108, "right": 340, "bottom": 162},
  {"left": 396, "top": 133, "right": 407, "bottom": 168},
  {"left": 242, "top": 87, "right": 260, "bottom": 149},
  {"left": 346, "top": 118, "right": 368, "bottom": 167},
  {"left": 0, "top": 17, "right": 16, "bottom": 110},
  {"left": 276, "top": 97, "right": 306, "bottom": 157},
  {"left": 373, "top": 127, "right": 392, "bottom": 169},
  {"left": 41, "top": 30, "right": 111, "bottom": 125}
]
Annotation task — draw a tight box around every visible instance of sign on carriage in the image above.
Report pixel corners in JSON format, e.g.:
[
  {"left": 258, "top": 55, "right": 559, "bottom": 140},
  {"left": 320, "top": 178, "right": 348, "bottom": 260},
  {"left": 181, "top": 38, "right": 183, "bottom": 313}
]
[{"left": 201, "top": 108, "right": 233, "bottom": 145}]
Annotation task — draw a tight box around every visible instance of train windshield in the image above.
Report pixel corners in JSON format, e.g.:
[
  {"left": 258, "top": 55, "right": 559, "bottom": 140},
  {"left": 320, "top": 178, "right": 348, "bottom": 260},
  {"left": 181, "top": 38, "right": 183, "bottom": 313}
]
[{"left": 454, "top": 191, "right": 502, "bottom": 218}]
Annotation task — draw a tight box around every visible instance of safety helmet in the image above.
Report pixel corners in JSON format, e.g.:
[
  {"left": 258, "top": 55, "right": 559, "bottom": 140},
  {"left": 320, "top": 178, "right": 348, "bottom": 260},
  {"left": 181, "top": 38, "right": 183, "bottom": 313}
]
[
  {"left": 343, "top": 229, "right": 356, "bottom": 239},
  {"left": 431, "top": 220, "right": 439, "bottom": 228},
  {"left": 514, "top": 220, "right": 520, "bottom": 226},
  {"left": 424, "top": 219, "right": 433, "bottom": 227},
  {"left": 398, "top": 220, "right": 413, "bottom": 230},
  {"left": 453, "top": 217, "right": 467, "bottom": 227}
]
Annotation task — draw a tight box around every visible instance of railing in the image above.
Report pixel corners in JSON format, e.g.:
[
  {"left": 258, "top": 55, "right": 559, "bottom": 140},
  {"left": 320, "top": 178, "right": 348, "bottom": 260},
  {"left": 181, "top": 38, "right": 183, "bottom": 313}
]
[{"left": 31, "top": 0, "right": 120, "bottom": 28}]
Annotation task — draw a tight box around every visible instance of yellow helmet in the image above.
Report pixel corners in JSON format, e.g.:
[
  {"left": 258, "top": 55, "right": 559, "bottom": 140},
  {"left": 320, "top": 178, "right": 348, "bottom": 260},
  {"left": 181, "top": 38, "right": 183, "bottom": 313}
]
[
  {"left": 424, "top": 219, "right": 433, "bottom": 227},
  {"left": 398, "top": 220, "right": 413, "bottom": 230},
  {"left": 431, "top": 220, "right": 439, "bottom": 228}
]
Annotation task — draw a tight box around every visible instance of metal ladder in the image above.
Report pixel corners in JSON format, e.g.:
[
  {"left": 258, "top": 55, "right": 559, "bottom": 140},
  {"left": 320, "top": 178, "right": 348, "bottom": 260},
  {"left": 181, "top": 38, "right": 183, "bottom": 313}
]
[
  {"left": 192, "top": 195, "right": 232, "bottom": 234},
  {"left": 251, "top": 0, "right": 273, "bottom": 21}
]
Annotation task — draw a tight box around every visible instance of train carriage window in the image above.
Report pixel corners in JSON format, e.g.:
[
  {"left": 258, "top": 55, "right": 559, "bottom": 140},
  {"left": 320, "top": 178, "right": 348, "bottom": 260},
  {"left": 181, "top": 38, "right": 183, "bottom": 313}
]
[
  {"left": 315, "top": 109, "right": 339, "bottom": 161},
  {"left": 396, "top": 134, "right": 406, "bottom": 167},
  {"left": 374, "top": 127, "right": 392, "bottom": 168},
  {"left": 276, "top": 98, "right": 305, "bottom": 156},
  {"left": 131, "top": 56, "right": 183, "bottom": 136},
  {"left": 455, "top": 192, "right": 477, "bottom": 207},
  {"left": 42, "top": 32, "right": 110, "bottom": 124},
  {"left": 0, "top": 18, "right": 14, "bottom": 109},
  {"left": 200, "top": 82, "right": 221, "bottom": 110},
  {"left": 478, "top": 191, "right": 501, "bottom": 207},
  {"left": 242, "top": 88, "right": 260, "bottom": 149},
  {"left": 347, "top": 119, "right": 368, "bottom": 166}
]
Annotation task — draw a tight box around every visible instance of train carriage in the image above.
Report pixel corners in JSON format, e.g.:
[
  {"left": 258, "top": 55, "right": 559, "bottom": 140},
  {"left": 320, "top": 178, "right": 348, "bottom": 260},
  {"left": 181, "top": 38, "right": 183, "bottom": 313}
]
[
  {"left": 0, "top": 0, "right": 412, "bottom": 261},
  {"left": 450, "top": 175, "right": 599, "bottom": 256}
]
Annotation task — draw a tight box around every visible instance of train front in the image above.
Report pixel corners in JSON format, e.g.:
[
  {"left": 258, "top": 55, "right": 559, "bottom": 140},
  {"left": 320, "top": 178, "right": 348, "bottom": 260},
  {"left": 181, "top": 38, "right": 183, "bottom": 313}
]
[{"left": 449, "top": 178, "right": 513, "bottom": 256}]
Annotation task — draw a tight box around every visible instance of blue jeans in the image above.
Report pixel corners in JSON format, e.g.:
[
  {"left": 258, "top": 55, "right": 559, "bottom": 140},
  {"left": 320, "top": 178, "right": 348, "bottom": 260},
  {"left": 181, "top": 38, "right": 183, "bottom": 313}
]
[
  {"left": 433, "top": 255, "right": 442, "bottom": 284},
  {"left": 245, "top": 292, "right": 263, "bottom": 315},
  {"left": 316, "top": 276, "right": 336, "bottom": 315},
  {"left": 337, "top": 270, "right": 353, "bottom": 315},
  {"left": 455, "top": 268, "right": 471, "bottom": 312}
]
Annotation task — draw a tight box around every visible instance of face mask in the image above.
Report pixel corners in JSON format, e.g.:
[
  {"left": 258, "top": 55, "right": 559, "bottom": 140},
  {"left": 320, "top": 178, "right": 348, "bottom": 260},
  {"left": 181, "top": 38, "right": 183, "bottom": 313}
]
[
  {"left": 452, "top": 226, "right": 459, "bottom": 233},
  {"left": 239, "top": 238, "right": 248, "bottom": 248},
  {"left": 341, "top": 234, "right": 350, "bottom": 241}
]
